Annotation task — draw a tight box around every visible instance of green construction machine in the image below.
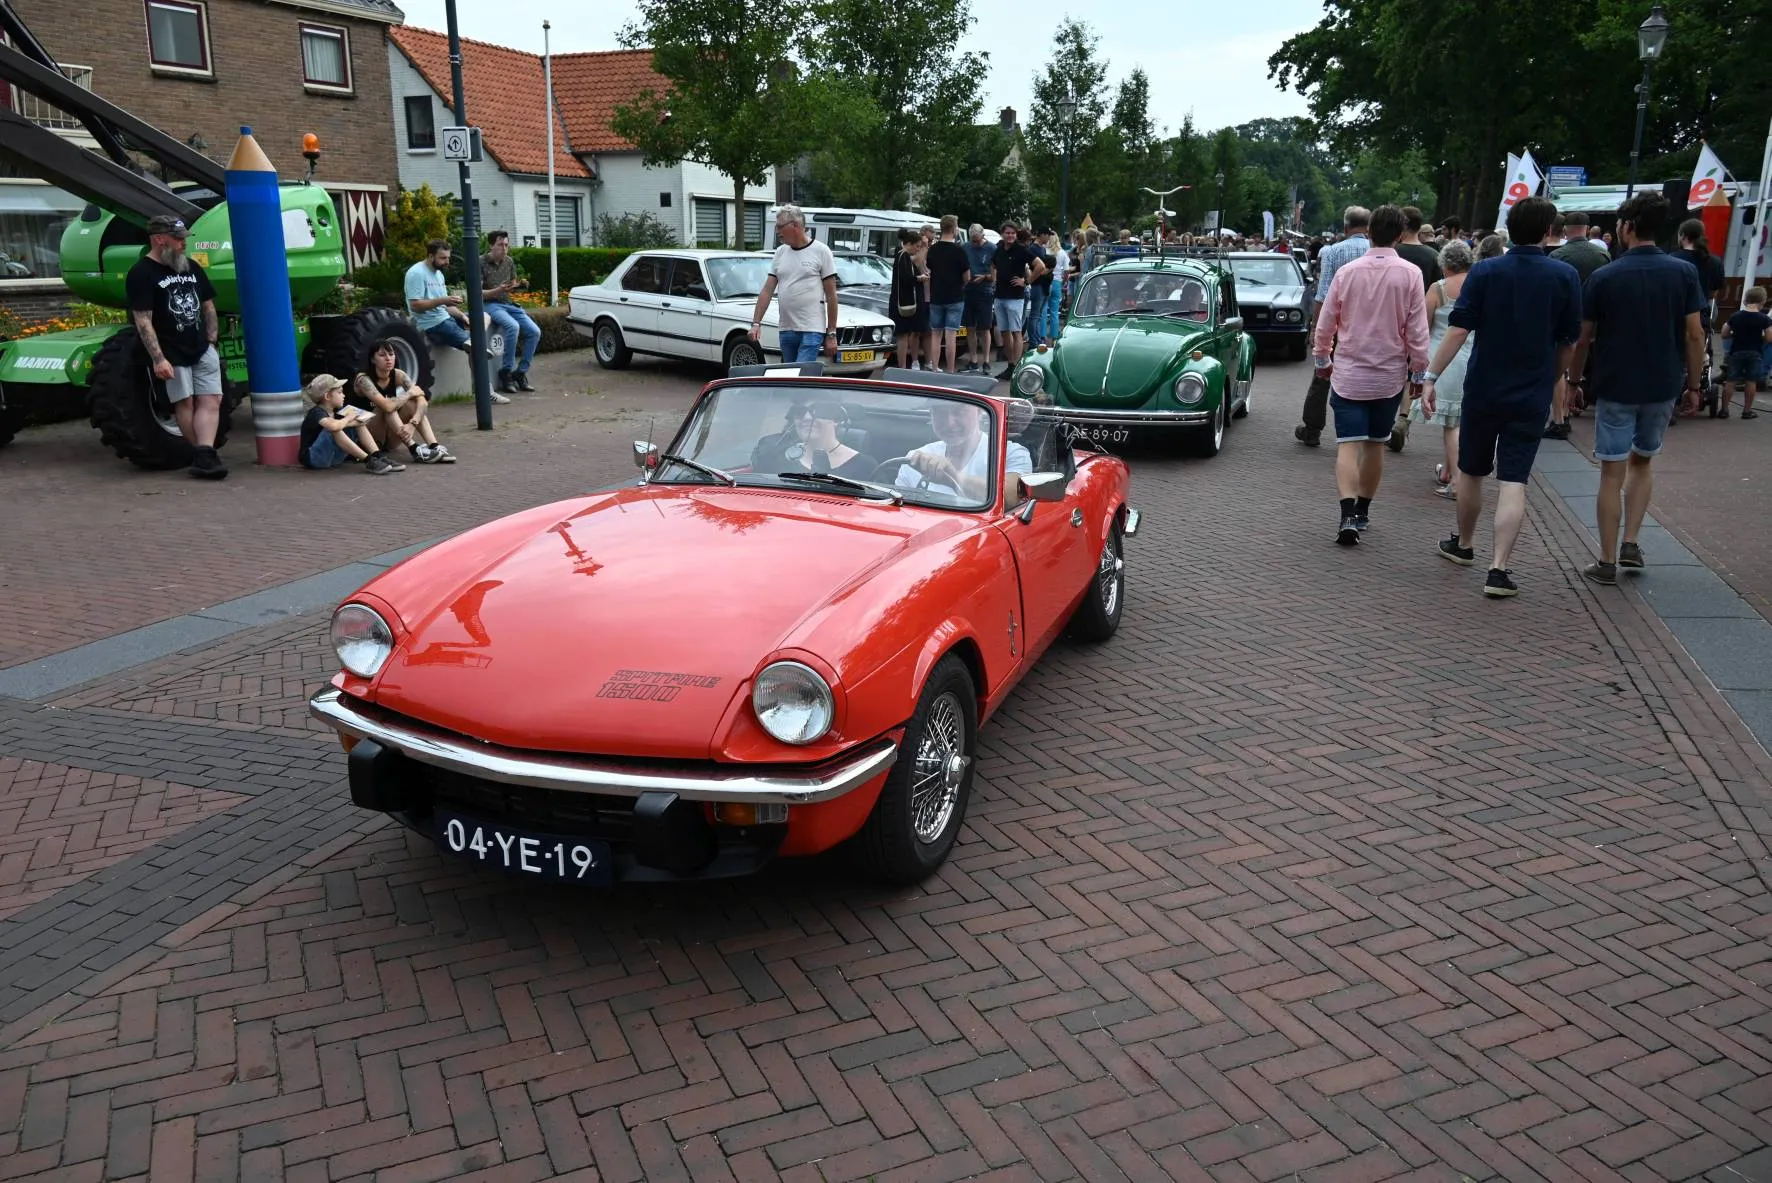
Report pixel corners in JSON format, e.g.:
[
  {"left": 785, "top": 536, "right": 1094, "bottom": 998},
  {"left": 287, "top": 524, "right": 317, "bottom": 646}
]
[{"left": 0, "top": 0, "right": 434, "bottom": 467}]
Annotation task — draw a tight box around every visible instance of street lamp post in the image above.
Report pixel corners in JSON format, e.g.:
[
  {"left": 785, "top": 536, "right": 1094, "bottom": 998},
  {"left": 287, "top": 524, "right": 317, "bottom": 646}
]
[
  {"left": 1625, "top": 4, "right": 1669, "bottom": 200},
  {"left": 1058, "top": 86, "right": 1077, "bottom": 242},
  {"left": 1214, "top": 170, "right": 1225, "bottom": 239}
]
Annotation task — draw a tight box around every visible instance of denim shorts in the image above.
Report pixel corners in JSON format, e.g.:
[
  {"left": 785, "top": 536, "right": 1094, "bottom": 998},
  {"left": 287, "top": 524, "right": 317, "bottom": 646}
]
[
  {"left": 303, "top": 429, "right": 349, "bottom": 469},
  {"left": 1459, "top": 400, "right": 1544, "bottom": 482},
  {"left": 1329, "top": 391, "right": 1402, "bottom": 443},
  {"left": 929, "top": 302, "right": 963, "bottom": 331},
  {"left": 993, "top": 298, "right": 1026, "bottom": 332},
  {"left": 1593, "top": 398, "right": 1677, "bottom": 461},
  {"left": 1727, "top": 350, "right": 1766, "bottom": 384}
]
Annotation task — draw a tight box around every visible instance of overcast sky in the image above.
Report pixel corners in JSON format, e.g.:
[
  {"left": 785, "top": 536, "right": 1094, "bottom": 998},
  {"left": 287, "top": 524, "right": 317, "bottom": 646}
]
[{"left": 397, "top": 0, "right": 1320, "bottom": 136}]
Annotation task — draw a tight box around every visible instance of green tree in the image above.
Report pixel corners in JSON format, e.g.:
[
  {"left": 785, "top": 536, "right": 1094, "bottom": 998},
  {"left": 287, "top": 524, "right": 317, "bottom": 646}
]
[
  {"left": 922, "top": 124, "right": 1029, "bottom": 229},
  {"left": 612, "top": 0, "right": 854, "bottom": 247},
  {"left": 1023, "top": 19, "right": 1113, "bottom": 231},
  {"left": 383, "top": 184, "right": 458, "bottom": 267},
  {"left": 810, "top": 0, "right": 985, "bottom": 209}
]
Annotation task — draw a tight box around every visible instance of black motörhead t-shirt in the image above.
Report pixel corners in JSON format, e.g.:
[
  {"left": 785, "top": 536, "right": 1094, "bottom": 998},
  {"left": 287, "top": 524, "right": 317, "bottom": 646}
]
[{"left": 125, "top": 256, "right": 216, "bottom": 366}]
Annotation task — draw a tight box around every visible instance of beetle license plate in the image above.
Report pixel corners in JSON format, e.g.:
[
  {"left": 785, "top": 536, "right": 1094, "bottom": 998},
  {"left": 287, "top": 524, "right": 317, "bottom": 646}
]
[
  {"left": 840, "top": 349, "right": 875, "bottom": 363},
  {"left": 1077, "top": 426, "right": 1131, "bottom": 443},
  {"left": 434, "top": 809, "right": 614, "bottom": 885}
]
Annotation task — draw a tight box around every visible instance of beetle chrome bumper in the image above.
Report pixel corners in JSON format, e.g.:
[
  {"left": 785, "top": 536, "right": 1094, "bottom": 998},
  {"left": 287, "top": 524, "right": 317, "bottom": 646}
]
[
  {"left": 1060, "top": 407, "right": 1214, "bottom": 427},
  {"left": 310, "top": 688, "right": 898, "bottom": 805}
]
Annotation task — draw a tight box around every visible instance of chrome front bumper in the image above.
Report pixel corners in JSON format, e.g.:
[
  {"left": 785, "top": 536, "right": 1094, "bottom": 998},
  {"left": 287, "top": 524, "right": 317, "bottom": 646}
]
[
  {"left": 309, "top": 688, "right": 898, "bottom": 805},
  {"left": 1060, "top": 406, "right": 1213, "bottom": 427}
]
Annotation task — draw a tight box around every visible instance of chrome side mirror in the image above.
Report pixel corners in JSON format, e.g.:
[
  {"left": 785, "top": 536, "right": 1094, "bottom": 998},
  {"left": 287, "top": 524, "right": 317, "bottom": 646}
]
[
  {"left": 632, "top": 440, "right": 659, "bottom": 472},
  {"left": 1022, "top": 471, "right": 1068, "bottom": 502}
]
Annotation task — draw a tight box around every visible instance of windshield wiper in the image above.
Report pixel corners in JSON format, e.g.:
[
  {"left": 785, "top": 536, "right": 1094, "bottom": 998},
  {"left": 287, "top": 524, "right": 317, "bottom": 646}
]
[
  {"left": 774, "top": 471, "right": 902, "bottom": 503},
  {"left": 721, "top": 290, "right": 762, "bottom": 300},
  {"left": 1108, "top": 306, "right": 1156, "bottom": 316},
  {"left": 1239, "top": 277, "right": 1267, "bottom": 286},
  {"left": 658, "top": 454, "right": 736, "bottom": 485}
]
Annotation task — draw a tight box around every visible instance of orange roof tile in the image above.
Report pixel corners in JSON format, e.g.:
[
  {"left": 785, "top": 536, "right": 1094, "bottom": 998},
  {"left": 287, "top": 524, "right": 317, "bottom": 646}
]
[
  {"left": 549, "top": 50, "right": 667, "bottom": 155},
  {"left": 389, "top": 25, "right": 592, "bottom": 178}
]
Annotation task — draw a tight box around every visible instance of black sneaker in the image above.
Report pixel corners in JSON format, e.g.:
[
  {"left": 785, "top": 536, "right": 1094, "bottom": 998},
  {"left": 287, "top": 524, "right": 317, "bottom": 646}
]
[
  {"left": 188, "top": 445, "right": 228, "bottom": 480},
  {"left": 1437, "top": 535, "right": 1475, "bottom": 566},
  {"left": 1336, "top": 515, "right": 1360, "bottom": 546},
  {"left": 364, "top": 452, "right": 395, "bottom": 475},
  {"left": 1543, "top": 422, "right": 1571, "bottom": 440},
  {"left": 1483, "top": 568, "right": 1519, "bottom": 597},
  {"left": 1582, "top": 561, "right": 1617, "bottom": 585},
  {"left": 376, "top": 451, "right": 407, "bottom": 472},
  {"left": 1352, "top": 512, "right": 1370, "bottom": 533},
  {"left": 495, "top": 369, "right": 518, "bottom": 395},
  {"left": 1295, "top": 424, "right": 1321, "bottom": 447},
  {"left": 514, "top": 370, "right": 535, "bottom": 392},
  {"left": 1618, "top": 542, "right": 1644, "bottom": 569},
  {"left": 997, "top": 365, "right": 1015, "bottom": 380}
]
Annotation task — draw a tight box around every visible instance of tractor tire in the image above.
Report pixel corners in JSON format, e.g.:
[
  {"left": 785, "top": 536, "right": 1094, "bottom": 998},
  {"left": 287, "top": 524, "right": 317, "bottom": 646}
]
[
  {"left": 86, "top": 330, "right": 238, "bottom": 470},
  {"left": 320, "top": 309, "right": 437, "bottom": 393},
  {"left": 0, "top": 386, "right": 24, "bottom": 451}
]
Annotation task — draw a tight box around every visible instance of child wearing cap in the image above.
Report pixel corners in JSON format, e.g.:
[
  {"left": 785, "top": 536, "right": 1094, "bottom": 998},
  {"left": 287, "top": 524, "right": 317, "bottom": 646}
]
[{"left": 301, "top": 374, "right": 398, "bottom": 474}]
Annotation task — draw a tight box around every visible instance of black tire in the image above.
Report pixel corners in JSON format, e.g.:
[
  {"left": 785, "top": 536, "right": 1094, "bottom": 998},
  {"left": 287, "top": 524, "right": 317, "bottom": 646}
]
[
  {"left": 725, "top": 335, "right": 765, "bottom": 372},
  {"left": 86, "top": 329, "right": 238, "bottom": 470},
  {"left": 851, "top": 656, "right": 977, "bottom": 885},
  {"left": 0, "top": 391, "right": 24, "bottom": 451},
  {"left": 594, "top": 319, "right": 632, "bottom": 369},
  {"left": 1067, "top": 520, "right": 1125, "bottom": 642},
  {"left": 1189, "top": 397, "right": 1225, "bottom": 458},
  {"left": 321, "top": 309, "right": 436, "bottom": 393}
]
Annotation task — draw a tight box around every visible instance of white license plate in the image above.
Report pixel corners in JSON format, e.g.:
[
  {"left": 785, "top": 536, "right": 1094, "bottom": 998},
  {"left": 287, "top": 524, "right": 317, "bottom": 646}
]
[
  {"left": 1078, "top": 426, "right": 1131, "bottom": 443},
  {"left": 840, "top": 350, "right": 875, "bottom": 364},
  {"left": 436, "top": 810, "right": 613, "bottom": 884}
]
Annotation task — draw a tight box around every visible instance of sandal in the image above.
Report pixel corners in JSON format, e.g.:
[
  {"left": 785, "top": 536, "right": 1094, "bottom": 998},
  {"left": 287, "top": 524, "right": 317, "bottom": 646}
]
[
  {"left": 1743, "top": 411, "right": 1759, "bottom": 420},
  {"left": 1434, "top": 463, "right": 1449, "bottom": 485},
  {"left": 1434, "top": 483, "right": 1457, "bottom": 500}
]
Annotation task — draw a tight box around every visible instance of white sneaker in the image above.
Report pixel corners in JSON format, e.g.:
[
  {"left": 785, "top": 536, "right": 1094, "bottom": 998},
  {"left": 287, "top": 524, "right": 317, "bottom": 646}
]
[{"left": 489, "top": 390, "right": 511, "bottom": 405}]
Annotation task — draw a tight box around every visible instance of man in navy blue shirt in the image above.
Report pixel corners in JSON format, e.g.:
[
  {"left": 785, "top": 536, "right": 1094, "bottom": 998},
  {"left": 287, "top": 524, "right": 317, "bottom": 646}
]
[
  {"left": 1569, "top": 192, "right": 1705, "bottom": 587},
  {"left": 1420, "top": 196, "right": 1582, "bottom": 598}
]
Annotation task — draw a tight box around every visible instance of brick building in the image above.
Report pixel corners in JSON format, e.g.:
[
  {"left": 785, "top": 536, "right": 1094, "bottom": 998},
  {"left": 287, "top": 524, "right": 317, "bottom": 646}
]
[{"left": 1, "top": 0, "right": 403, "bottom": 322}]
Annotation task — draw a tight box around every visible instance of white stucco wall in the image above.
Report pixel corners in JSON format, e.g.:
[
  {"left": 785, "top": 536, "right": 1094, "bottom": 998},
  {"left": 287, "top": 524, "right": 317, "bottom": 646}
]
[
  {"left": 594, "top": 156, "right": 685, "bottom": 245},
  {"left": 386, "top": 46, "right": 515, "bottom": 224}
]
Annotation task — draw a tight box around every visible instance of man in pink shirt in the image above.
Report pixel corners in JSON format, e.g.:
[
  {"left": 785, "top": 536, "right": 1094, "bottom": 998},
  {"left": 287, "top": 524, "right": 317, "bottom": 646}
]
[{"left": 1312, "top": 204, "right": 1431, "bottom": 545}]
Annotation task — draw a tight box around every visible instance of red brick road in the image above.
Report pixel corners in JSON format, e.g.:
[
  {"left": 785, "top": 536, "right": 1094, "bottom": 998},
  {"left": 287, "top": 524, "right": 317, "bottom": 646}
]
[{"left": 0, "top": 357, "right": 1769, "bottom": 1181}]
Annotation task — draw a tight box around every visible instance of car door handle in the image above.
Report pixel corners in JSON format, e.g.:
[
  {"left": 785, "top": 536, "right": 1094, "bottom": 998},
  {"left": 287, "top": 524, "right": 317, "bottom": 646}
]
[{"left": 1071, "top": 508, "right": 1084, "bottom": 527}]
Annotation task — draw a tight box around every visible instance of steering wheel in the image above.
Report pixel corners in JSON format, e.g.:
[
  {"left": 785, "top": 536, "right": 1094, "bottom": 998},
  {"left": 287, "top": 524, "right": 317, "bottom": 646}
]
[{"left": 869, "top": 456, "right": 919, "bottom": 483}]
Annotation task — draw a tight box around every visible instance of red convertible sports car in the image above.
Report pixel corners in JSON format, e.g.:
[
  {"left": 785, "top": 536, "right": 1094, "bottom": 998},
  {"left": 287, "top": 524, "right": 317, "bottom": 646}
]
[{"left": 310, "top": 366, "right": 1139, "bottom": 885}]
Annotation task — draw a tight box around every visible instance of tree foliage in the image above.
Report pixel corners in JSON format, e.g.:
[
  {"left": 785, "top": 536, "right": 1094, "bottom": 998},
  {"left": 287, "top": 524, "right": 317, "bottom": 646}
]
[
  {"left": 922, "top": 124, "right": 1029, "bottom": 229},
  {"left": 612, "top": 0, "right": 855, "bottom": 246},
  {"left": 809, "top": 0, "right": 985, "bottom": 208}
]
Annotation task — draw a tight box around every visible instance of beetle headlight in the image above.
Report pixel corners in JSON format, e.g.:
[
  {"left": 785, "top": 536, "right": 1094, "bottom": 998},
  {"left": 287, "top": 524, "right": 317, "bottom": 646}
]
[
  {"left": 331, "top": 603, "right": 394, "bottom": 679},
  {"left": 752, "top": 661, "right": 834, "bottom": 745},
  {"left": 1014, "top": 366, "right": 1046, "bottom": 396},
  {"left": 1174, "top": 373, "right": 1207, "bottom": 404}
]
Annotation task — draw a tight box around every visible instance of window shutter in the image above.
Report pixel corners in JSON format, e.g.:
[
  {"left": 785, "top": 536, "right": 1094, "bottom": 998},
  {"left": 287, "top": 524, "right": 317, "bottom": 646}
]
[{"left": 693, "top": 199, "right": 725, "bottom": 247}]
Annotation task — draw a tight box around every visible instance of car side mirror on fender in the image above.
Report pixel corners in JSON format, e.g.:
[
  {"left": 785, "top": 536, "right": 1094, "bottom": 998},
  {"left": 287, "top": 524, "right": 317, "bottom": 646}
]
[
  {"left": 1021, "top": 471, "right": 1068, "bottom": 503},
  {"left": 632, "top": 440, "right": 660, "bottom": 473}
]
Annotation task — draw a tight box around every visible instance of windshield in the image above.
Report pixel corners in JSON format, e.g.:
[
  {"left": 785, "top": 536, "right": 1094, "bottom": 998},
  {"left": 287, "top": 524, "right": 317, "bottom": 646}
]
[
  {"left": 1230, "top": 257, "right": 1304, "bottom": 287},
  {"left": 706, "top": 257, "right": 773, "bottom": 300},
  {"left": 833, "top": 254, "right": 891, "bottom": 286},
  {"left": 663, "top": 383, "right": 1026, "bottom": 511},
  {"left": 1073, "top": 270, "right": 1210, "bottom": 320}
]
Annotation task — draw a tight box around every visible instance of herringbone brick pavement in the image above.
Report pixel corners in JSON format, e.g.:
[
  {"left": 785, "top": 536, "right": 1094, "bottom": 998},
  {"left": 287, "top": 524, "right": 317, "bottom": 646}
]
[{"left": 1, "top": 362, "right": 1769, "bottom": 1181}]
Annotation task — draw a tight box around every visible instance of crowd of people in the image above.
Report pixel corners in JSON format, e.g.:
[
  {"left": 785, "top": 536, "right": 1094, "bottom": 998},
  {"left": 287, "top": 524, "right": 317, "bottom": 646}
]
[{"left": 1299, "top": 190, "right": 1769, "bottom": 599}]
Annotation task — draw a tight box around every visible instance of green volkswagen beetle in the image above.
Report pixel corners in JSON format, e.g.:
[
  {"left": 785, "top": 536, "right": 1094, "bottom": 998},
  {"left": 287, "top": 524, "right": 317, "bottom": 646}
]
[{"left": 1011, "top": 254, "right": 1256, "bottom": 457}]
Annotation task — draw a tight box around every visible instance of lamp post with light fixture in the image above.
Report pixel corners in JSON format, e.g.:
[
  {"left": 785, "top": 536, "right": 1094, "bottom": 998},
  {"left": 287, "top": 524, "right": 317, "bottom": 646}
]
[
  {"left": 1058, "top": 86, "right": 1077, "bottom": 241},
  {"left": 1624, "top": 5, "right": 1669, "bottom": 200}
]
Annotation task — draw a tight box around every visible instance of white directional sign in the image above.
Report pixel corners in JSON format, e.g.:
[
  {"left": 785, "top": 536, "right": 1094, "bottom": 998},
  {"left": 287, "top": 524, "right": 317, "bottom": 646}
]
[{"left": 441, "top": 127, "right": 481, "bottom": 162}]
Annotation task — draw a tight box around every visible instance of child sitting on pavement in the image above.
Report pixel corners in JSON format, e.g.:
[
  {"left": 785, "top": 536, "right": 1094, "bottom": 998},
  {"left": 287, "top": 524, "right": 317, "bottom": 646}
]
[
  {"left": 1720, "top": 285, "right": 1772, "bottom": 420},
  {"left": 300, "top": 374, "right": 397, "bottom": 474}
]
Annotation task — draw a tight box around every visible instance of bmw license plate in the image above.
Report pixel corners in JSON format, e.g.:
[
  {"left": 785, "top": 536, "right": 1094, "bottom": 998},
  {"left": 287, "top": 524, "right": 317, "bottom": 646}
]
[
  {"left": 1077, "top": 426, "right": 1131, "bottom": 443},
  {"left": 435, "top": 809, "right": 613, "bottom": 885},
  {"left": 840, "top": 349, "right": 875, "bottom": 364}
]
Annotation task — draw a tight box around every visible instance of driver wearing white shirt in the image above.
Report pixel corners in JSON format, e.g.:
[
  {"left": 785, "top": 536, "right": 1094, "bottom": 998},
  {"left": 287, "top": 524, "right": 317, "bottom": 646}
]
[{"left": 897, "top": 402, "right": 1032, "bottom": 501}]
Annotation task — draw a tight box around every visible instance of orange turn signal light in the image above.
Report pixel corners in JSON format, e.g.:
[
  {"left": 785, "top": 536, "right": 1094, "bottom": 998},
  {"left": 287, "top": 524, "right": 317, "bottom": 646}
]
[{"left": 713, "top": 802, "right": 789, "bottom": 826}]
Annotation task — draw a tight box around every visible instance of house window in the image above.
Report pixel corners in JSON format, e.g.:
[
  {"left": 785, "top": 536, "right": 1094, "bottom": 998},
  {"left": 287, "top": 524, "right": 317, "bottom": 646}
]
[
  {"left": 404, "top": 96, "right": 435, "bottom": 150},
  {"left": 659, "top": 192, "right": 671, "bottom": 208},
  {"left": 145, "top": 0, "right": 211, "bottom": 75},
  {"left": 692, "top": 198, "right": 725, "bottom": 247},
  {"left": 536, "top": 194, "right": 580, "bottom": 247},
  {"left": 0, "top": 165, "right": 85, "bottom": 282},
  {"left": 300, "top": 24, "right": 351, "bottom": 92},
  {"left": 743, "top": 203, "right": 767, "bottom": 250}
]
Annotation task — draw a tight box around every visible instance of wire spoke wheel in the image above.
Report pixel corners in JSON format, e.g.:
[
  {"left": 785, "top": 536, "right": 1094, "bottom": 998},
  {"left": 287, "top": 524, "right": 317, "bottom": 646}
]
[
  {"left": 909, "top": 691, "right": 967, "bottom": 843},
  {"left": 1098, "top": 531, "right": 1123, "bottom": 617}
]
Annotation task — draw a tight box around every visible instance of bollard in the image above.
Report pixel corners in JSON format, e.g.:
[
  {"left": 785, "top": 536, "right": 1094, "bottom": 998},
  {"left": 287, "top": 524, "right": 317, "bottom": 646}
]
[{"left": 225, "top": 126, "right": 302, "bottom": 466}]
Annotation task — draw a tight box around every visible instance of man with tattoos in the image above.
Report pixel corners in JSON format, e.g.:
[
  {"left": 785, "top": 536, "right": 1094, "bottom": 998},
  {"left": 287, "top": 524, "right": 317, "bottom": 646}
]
[{"left": 125, "top": 215, "right": 227, "bottom": 478}]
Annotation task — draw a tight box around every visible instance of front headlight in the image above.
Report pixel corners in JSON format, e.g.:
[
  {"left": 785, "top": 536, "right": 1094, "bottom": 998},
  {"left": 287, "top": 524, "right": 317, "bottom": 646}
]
[
  {"left": 875, "top": 327, "right": 889, "bottom": 343},
  {"left": 1287, "top": 309, "right": 1304, "bottom": 323},
  {"left": 1014, "top": 367, "right": 1046, "bottom": 396},
  {"left": 331, "top": 603, "right": 393, "bottom": 678},
  {"left": 752, "top": 661, "right": 834, "bottom": 745},
  {"left": 1174, "top": 373, "right": 1206, "bottom": 404}
]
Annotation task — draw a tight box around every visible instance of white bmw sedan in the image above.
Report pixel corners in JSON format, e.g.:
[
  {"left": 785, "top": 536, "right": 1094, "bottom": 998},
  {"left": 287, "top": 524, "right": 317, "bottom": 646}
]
[{"left": 569, "top": 250, "right": 896, "bottom": 376}]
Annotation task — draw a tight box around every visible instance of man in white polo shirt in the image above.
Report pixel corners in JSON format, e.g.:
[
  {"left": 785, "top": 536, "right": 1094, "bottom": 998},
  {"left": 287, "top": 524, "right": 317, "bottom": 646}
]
[
  {"left": 896, "top": 401, "right": 1032, "bottom": 503},
  {"left": 748, "top": 205, "right": 839, "bottom": 363}
]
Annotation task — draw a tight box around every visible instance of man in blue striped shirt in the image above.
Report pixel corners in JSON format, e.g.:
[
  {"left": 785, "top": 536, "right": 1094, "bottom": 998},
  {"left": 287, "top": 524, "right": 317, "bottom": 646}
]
[{"left": 1294, "top": 207, "right": 1371, "bottom": 446}]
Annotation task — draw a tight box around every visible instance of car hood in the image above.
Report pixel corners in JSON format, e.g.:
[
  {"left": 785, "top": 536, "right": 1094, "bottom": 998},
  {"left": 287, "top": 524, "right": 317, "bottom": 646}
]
[
  {"left": 1052, "top": 316, "right": 1206, "bottom": 403},
  {"left": 1236, "top": 285, "right": 1307, "bottom": 307},
  {"left": 364, "top": 486, "right": 953, "bottom": 757}
]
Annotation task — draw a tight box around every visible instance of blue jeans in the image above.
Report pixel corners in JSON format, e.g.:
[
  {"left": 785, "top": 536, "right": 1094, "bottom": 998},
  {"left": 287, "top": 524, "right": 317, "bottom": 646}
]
[
  {"left": 423, "top": 318, "right": 471, "bottom": 352},
  {"left": 486, "top": 302, "right": 540, "bottom": 373},
  {"left": 777, "top": 330, "right": 824, "bottom": 363},
  {"left": 1039, "top": 285, "right": 1062, "bottom": 341}
]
